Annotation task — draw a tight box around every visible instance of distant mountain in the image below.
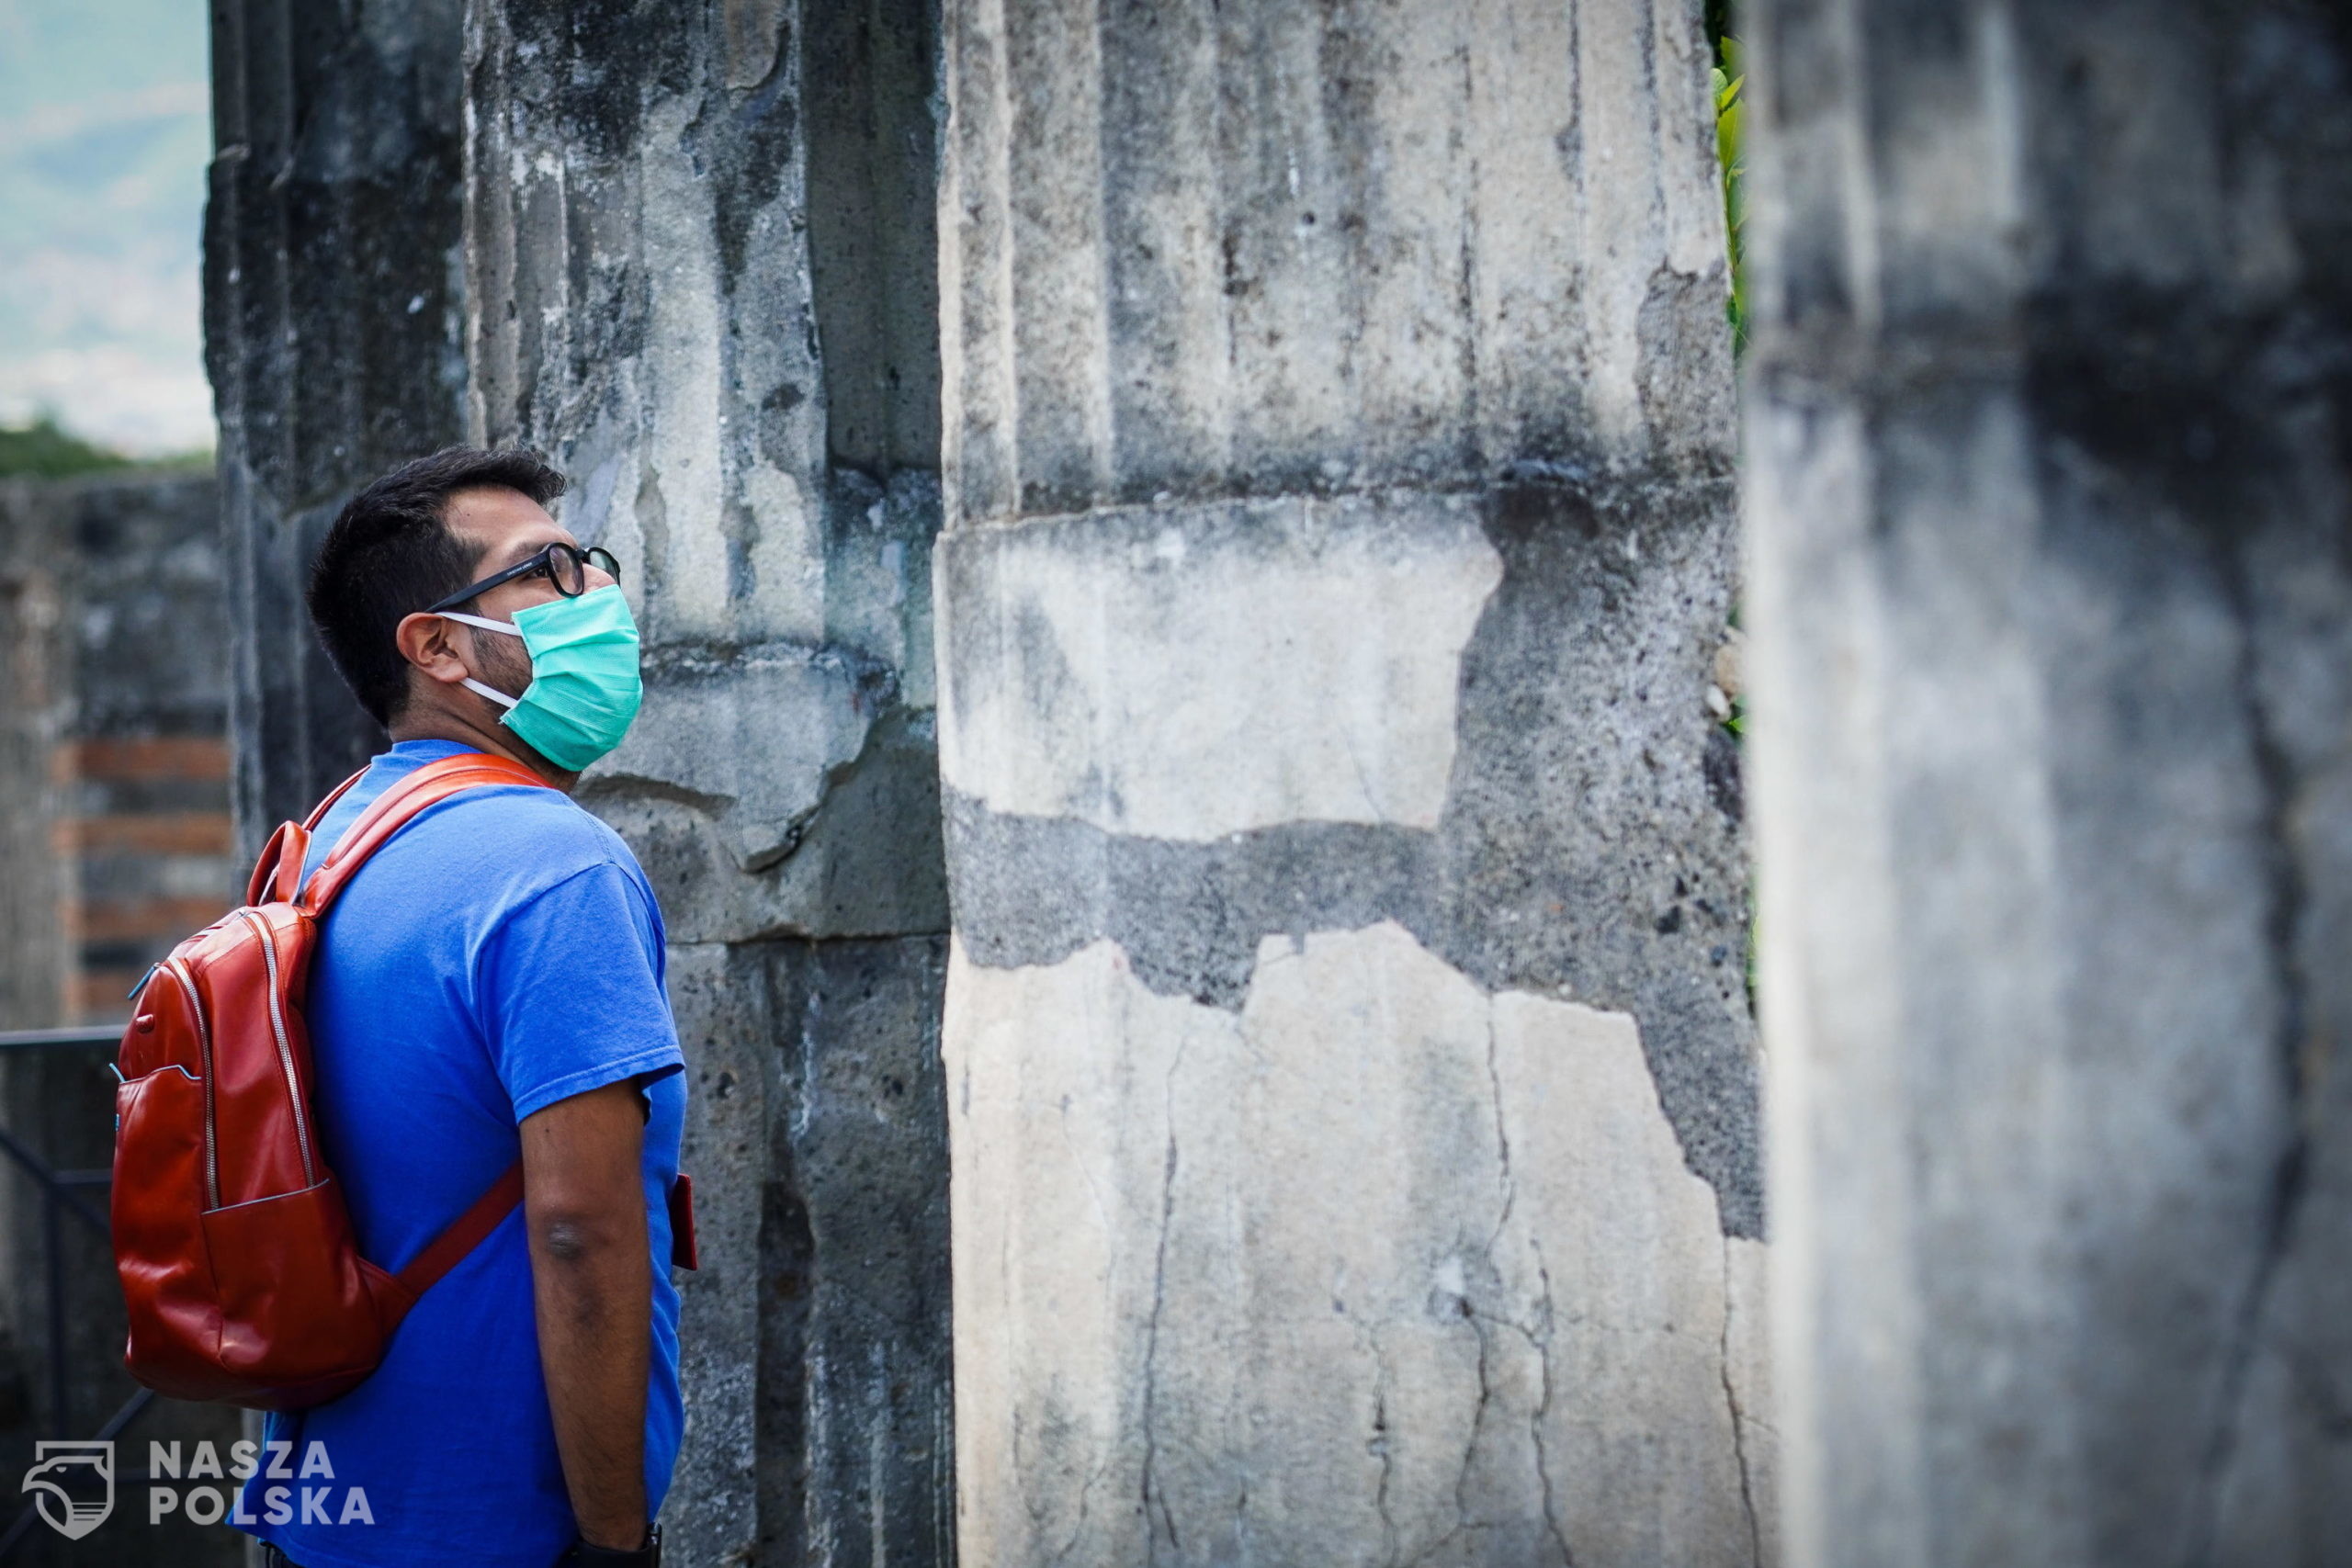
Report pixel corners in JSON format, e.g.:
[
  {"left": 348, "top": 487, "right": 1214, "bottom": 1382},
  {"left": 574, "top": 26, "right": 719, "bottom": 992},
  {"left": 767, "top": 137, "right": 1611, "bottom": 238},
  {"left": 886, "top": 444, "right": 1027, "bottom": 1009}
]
[{"left": 0, "top": 0, "right": 211, "bottom": 456}]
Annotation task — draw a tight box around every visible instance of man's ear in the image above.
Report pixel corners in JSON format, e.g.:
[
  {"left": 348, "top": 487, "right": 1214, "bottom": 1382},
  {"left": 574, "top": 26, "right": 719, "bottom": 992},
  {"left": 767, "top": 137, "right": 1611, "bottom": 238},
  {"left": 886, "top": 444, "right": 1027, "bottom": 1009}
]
[{"left": 394, "top": 612, "right": 476, "bottom": 690}]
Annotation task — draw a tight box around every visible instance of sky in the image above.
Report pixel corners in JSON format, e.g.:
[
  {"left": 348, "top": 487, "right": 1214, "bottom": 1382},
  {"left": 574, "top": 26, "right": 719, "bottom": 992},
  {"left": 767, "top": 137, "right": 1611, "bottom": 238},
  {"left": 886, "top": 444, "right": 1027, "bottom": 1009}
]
[{"left": 0, "top": 0, "right": 211, "bottom": 456}]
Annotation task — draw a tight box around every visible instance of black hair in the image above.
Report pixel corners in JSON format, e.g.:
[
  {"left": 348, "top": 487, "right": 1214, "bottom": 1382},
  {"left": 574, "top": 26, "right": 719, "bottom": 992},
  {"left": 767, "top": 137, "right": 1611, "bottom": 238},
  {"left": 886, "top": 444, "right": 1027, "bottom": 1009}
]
[{"left": 306, "top": 446, "right": 568, "bottom": 726}]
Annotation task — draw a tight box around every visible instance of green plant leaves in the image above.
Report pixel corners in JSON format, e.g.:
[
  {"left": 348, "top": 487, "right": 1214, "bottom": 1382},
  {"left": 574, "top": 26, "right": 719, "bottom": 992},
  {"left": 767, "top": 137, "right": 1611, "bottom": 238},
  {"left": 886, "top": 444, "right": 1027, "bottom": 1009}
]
[{"left": 1712, "top": 53, "right": 1748, "bottom": 354}]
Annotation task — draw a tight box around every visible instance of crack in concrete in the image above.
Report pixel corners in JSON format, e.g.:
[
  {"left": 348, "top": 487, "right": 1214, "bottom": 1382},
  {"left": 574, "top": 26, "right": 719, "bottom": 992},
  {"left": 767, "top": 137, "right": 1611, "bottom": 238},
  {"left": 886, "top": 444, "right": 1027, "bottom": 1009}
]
[
  {"left": 1444, "top": 1307, "right": 1498, "bottom": 1566},
  {"left": 1370, "top": 1354, "right": 1401, "bottom": 1567},
  {"left": 1340, "top": 1301, "right": 1408, "bottom": 1568},
  {"left": 1137, "top": 1038, "right": 1186, "bottom": 1564},
  {"left": 1447, "top": 1012, "right": 1574, "bottom": 1566},
  {"left": 1031, "top": 1377, "right": 1113, "bottom": 1568},
  {"left": 2182, "top": 533, "right": 2320, "bottom": 1568},
  {"left": 1041, "top": 1450, "right": 1109, "bottom": 1568},
  {"left": 1526, "top": 1240, "right": 1577, "bottom": 1568},
  {"left": 1482, "top": 1012, "right": 1518, "bottom": 1254},
  {"left": 1719, "top": 1237, "right": 1762, "bottom": 1568},
  {"left": 2185, "top": 1141, "right": 2308, "bottom": 1568}
]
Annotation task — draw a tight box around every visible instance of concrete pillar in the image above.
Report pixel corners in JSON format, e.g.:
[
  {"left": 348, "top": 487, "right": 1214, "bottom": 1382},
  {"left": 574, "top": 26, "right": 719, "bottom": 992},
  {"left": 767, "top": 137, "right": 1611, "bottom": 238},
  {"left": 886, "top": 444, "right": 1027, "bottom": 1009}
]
[
  {"left": 463, "top": 3, "right": 952, "bottom": 1562},
  {"left": 934, "top": 2, "right": 1767, "bottom": 1564},
  {"left": 1745, "top": 2, "right": 2352, "bottom": 1563},
  {"left": 206, "top": 0, "right": 471, "bottom": 845},
  {"left": 0, "top": 482, "right": 69, "bottom": 1035},
  {"left": 0, "top": 480, "right": 72, "bottom": 1467}
]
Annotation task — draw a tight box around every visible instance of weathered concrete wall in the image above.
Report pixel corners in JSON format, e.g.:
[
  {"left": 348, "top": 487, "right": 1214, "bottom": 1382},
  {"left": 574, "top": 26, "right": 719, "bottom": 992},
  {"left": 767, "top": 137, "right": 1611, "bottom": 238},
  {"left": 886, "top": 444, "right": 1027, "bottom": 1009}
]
[
  {"left": 935, "top": 1, "right": 1767, "bottom": 1563},
  {"left": 0, "top": 481, "right": 70, "bottom": 1035},
  {"left": 207, "top": 0, "right": 470, "bottom": 846},
  {"left": 0, "top": 479, "right": 73, "bottom": 1488},
  {"left": 462, "top": 3, "right": 952, "bottom": 1562},
  {"left": 1745, "top": 1, "right": 2352, "bottom": 1563}
]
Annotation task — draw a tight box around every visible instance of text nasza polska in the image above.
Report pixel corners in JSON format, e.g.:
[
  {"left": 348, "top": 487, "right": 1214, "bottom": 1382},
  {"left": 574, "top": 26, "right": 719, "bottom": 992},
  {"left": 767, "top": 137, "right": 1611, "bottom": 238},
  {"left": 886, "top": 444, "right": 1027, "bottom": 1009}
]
[{"left": 147, "top": 1440, "right": 373, "bottom": 1527}]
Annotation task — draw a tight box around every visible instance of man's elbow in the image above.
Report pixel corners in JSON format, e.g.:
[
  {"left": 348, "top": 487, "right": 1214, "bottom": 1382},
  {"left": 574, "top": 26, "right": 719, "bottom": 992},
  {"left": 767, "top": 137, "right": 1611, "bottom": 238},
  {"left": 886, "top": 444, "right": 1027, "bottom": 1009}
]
[{"left": 529, "top": 1202, "right": 639, "bottom": 1265}]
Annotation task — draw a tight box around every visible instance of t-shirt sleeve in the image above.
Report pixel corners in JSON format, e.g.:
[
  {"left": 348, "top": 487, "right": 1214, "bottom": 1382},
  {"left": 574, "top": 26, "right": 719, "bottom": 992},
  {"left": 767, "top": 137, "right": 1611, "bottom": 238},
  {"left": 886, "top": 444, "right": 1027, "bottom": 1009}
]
[{"left": 472, "top": 859, "right": 685, "bottom": 1123}]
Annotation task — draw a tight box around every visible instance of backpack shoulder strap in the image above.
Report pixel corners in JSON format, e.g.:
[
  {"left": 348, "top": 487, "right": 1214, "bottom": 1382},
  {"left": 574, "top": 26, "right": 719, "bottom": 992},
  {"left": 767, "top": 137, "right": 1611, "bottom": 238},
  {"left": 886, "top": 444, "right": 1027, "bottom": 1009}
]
[
  {"left": 304, "top": 766, "right": 372, "bottom": 829},
  {"left": 244, "top": 765, "right": 375, "bottom": 908},
  {"left": 392, "top": 1158, "right": 526, "bottom": 1300},
  {"left": 300, "top": 752, "right": 556, "bottom": 915}
]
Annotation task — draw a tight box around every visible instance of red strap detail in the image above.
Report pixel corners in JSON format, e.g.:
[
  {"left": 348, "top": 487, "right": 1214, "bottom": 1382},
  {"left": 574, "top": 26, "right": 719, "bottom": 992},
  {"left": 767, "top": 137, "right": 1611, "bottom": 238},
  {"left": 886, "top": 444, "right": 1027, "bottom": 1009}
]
[
  {"left": 300, "top": 753, "right": 554, "bottom": 914},
  {"left": 242, "top": 768, "right": 372, "bottom": 908},
  {"left": 393, "top": 1159, "right": 525, "bottom": 1298},
  {"left": 303, "top": 766, "right": 372, "bottom": 830},
  {"left": 245, "top": 821, "right": 309, "bottom": 907}
]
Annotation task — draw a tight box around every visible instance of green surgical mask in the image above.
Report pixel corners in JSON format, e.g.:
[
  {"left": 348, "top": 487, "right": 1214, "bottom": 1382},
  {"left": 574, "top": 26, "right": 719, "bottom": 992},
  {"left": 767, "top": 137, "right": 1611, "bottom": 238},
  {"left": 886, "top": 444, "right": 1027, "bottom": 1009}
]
[{"left": 439, "top": 585, "right": 644, "bottom": 772}]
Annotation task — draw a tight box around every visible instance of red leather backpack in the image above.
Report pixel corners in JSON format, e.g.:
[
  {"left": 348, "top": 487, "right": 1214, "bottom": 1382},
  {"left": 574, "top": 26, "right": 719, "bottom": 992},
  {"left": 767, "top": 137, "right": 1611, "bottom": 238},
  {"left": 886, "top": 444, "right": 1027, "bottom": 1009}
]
[{"left": 111, "top": 753, "right": 550, "bottom": 1409}]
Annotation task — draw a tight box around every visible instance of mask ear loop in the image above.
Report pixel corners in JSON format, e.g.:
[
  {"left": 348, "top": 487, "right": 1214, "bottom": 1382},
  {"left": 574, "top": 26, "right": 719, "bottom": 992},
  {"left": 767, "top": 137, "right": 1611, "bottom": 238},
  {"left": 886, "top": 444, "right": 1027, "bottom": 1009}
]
[{"left": 437, "top": 610, "right": 526, "bottom": 710}]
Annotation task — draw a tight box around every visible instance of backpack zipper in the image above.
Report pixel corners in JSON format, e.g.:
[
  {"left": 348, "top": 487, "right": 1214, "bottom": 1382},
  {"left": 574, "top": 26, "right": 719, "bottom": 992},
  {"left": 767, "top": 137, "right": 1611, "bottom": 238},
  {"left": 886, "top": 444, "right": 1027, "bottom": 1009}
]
[
  {"left": 235, "top": 910, "right": 319, "bottom": 1189},
  {"left": 162, "top": 961, "right": 220, "bottom": 1210}
]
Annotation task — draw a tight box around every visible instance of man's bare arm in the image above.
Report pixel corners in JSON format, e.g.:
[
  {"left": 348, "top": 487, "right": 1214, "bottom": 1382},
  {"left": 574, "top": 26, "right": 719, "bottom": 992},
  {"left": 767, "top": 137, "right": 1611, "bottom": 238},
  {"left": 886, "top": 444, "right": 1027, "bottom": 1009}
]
[{"left": 522, "top": 1079, "right": 650, "bottom": 1551}]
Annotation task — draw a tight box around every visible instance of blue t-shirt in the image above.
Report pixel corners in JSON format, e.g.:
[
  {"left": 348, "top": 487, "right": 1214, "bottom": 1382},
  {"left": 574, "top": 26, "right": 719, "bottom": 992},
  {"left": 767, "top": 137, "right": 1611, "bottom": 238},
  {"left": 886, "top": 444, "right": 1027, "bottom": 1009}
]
[{"left": 236, "top": 739, "right": 686, "bottom": 1568}]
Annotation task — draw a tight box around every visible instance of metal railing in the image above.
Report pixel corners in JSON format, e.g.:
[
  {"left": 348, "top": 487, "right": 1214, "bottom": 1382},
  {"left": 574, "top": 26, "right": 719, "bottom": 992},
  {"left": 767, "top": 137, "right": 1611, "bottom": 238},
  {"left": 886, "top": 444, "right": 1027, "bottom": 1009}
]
[{"left": 0, "top": 1024, "right": 153, "bottom": 1560}]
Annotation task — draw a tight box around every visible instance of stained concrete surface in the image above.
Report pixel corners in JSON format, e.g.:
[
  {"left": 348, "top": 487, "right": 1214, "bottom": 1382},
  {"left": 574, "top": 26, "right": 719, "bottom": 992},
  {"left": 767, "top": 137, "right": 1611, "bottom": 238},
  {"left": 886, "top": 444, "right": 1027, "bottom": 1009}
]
[
  {"left": 948, "top": 922, "right": 1766, "bottom": 1567},
  {"left": 1745, "top": 1, "right": 2352, "bottom": 1562},
  {"left": 935, "top": 1, "right": 1765, "bottom": 1564}
]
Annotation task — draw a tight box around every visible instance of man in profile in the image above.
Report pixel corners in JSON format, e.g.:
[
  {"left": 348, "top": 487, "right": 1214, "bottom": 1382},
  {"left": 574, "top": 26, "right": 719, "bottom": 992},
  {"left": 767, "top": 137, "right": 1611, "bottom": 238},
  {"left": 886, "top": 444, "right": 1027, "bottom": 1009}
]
[{"left": 236, "top": 447, "right": 682, "bottom": 1568}]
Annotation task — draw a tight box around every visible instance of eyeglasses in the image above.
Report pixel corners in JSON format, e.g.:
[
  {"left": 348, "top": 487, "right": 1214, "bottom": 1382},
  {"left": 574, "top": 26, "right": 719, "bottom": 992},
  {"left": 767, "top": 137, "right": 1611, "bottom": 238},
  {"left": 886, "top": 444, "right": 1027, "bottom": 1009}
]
[{"left": 424, "top": 541, "right": 621, "bottom": 615}]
